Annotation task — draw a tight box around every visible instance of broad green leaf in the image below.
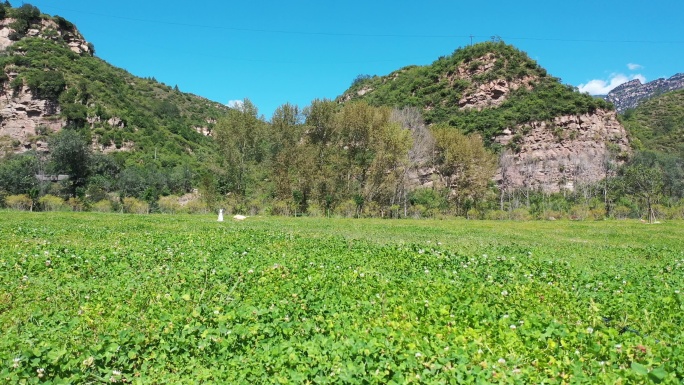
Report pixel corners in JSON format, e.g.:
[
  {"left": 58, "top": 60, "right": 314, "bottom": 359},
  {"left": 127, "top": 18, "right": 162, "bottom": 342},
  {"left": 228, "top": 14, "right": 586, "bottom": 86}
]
[
  {"left": 648, "top": 367, "right": 667, "bottom": 383},
  {"left": 631, "top": 362, "right": 648, "bottom": 376}
]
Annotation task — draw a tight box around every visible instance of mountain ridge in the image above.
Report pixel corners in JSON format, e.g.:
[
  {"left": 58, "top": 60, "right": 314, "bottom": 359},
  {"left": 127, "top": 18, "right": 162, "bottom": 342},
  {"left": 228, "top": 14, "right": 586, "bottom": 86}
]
[{"left": 607, "top": 73, "right": 684, "bottom": 113}]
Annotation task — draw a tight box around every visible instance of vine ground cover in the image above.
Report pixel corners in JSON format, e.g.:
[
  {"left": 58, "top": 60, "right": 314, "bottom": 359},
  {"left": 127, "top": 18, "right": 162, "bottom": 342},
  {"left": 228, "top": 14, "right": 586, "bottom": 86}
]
[{"left": 1, "top": 212, "right": 683, "bottom": 384}]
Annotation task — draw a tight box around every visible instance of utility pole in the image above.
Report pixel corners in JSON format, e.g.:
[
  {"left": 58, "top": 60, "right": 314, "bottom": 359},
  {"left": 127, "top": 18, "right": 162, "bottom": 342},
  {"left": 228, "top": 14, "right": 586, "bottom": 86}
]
[{"left": 469, "top": 35, "right": 474, "bottom": 46}]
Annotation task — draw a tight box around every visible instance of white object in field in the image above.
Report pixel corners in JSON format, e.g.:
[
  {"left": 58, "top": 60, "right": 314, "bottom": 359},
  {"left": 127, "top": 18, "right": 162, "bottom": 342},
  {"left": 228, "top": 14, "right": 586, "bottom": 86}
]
[
  {"left": 217, "top": 209, "right": 224, "bottom": 222},
  {"left": 233, "top": 214, "right": 247, "bottom": 221}
]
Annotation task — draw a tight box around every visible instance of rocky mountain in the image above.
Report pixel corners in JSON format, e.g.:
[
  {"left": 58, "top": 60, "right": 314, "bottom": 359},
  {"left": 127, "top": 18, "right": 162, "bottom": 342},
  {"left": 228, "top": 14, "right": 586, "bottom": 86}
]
[
  {"left": 607, "top": 73, "right": 684, "bottom": 113},
  {"left": 341, "top": 42, "right": 630, "bottom": 192},
  {"left": 0, "top": 3, "right": 229, "bottom": 160}
]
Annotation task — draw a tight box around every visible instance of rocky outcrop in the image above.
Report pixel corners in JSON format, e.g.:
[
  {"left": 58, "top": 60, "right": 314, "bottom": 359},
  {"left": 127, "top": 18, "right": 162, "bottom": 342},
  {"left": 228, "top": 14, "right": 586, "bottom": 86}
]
[
  {"left": 607, "top": 73, "right": 684, "bottom": 113},
  {"left": 194, "top": 126, "right": 211, "bottom": 136},
  {"left": 448, "top": 54, "right": 535, "bottom": 110},
  {"left": 339, "top": 86, "right": 374, "bottom": 103},
  {"left": 0, "top": 82, "right": 64, "bottom": 155},
  {"left": 0, "top": 81, "right": 129, "bottom": 155},
  {"left": 458, "top": 77, "right": 534, "bottom": 109},
  {"left": 0, "top": 17, "right": 91, "bottom": 54},
  {"left": 494, "top": 109, "right": 630, "bottom": 193}
]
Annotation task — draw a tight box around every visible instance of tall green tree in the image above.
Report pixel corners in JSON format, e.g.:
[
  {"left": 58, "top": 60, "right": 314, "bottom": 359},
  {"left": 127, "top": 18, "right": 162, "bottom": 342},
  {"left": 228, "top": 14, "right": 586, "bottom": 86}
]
[
  {"left": 270, "top": 103, "right": 306, "bottom": 207},
  {"left": 621, "top": 163, "right": 663, "bottom": 223},
  {"left": 430, "top": 125, "right": 497, "bottom": 214},
  {"left": 335, "top": 102, "right": 388, "bottom": 200},
  {"left": 0, "top": 152, "right": 40, "bottom": 195},
  {"left": 48, "top": 129, "right": 91, "bottom": 197},
  {"left": 303, "top": 99, "right": 342, "bottom": 212},
  {"left": 361, "top": 113, "right": 412, "bottom": 212},
  {"left": 213, "top": 99, "right": 268, "bottom": 197}
]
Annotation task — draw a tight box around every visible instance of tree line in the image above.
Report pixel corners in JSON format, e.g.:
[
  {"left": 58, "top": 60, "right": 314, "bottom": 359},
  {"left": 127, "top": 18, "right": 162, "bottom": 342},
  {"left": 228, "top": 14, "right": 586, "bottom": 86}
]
[{"left": 1, "top": 99, "right": 682, "bottom": 221}]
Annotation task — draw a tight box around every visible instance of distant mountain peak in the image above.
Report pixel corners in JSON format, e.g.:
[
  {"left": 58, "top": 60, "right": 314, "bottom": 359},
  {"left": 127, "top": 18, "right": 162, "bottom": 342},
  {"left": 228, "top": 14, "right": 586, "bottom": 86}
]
[
  {"left": 607, "top": 73, "right": 684, "bottom": 113},
  {"left": 611, "top": 78, "right": 642, "bottom": 93}
]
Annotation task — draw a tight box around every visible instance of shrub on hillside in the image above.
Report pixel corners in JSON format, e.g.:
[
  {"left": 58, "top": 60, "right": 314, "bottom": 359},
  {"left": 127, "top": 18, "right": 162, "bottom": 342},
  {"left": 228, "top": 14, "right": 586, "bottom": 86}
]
[
  {"left": 39, "top": 194, "right": 67, "bottom": 211},
  {"left": 53, "top": 15, "right": 75, "bottom": 31},
  {"left": 589, "top": 208, "right": 606, "bottom": 221},
  {"left": 8, "top": 4, "right": 40, "bottom": 40},
  {"left": 484, "top": 210, "right": 508, "bottom": 220},
  {"left": 466, "top": 208, "right": 482, "bottom": 220},
  {"left": 158, "top": 195, "right": 182, "bottom": 214},
  {"left": 509, "top": 208, "right": 531, "bottom": 221},
  {"left": 91, "top": 199, "right": 113, "bottom": 213},
  {"left": 361, "top": 201, "right": 381, "bottom": 218},
  {"left": 5, "top": 194, "right": 32, "bottom": 211},
  {"left": 335, "top": 199, "right": 357, "bottom": 218},
  {"left": 123, "top": 197, "right": 148, "bottom": 214},
  {"left": 666, "top": 202, "right": 684, "bottom": 219},
  {"left": 268, "top": 199, "right": 293, "bottom": 216},
  {"left": 26, "top": 70, "right": 66, "bottom": 101},
  {"left": 406, "top": 204, "right": 426, "bottom": 219},
  {"left": 306, "top": 203, "right": 324, "bottom": 217},
  {"left": 66, "top": 197, "right": 85, "bottom": 211},
  {"left": 184, "top": 199, "right": 209, "bottom": 214},
  {"left": 569, "top": 204, "right": 590, "bottom": 220},
  {"left": 611, "top": 205, "right": 633, "bottom": 220}
]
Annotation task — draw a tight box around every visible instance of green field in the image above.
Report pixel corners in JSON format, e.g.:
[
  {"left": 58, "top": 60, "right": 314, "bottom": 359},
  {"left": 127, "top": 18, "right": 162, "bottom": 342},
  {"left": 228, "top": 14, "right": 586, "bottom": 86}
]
[{"left": 1, "top": 212, "right": 683, "bottom": 384}]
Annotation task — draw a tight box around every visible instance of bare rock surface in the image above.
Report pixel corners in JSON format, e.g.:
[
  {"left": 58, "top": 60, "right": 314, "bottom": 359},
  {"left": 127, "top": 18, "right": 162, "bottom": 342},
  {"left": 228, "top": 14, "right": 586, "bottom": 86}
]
[
  {"left": 0, "top": 83, "right": 64, "bottom": 155},
  {"left": 494, "top": 109, "right": 631, "bottom": 192}
]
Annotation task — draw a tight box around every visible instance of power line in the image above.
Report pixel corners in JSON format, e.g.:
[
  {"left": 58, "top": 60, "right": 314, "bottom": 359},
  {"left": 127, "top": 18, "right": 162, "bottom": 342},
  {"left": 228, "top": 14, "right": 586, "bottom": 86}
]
[
  {"left": 503, "top": 36, "right": 684, "bottom": 44},
  {"left": 39, "top": 6, "right": 466, "bottom": 39},
  {"left": 39, "top": 5, "right": 684, "bottom": 44}
]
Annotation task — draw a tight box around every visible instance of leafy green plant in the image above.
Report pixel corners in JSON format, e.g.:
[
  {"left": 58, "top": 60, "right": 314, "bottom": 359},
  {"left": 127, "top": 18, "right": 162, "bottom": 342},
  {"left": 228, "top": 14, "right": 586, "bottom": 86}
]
[{"left": 1, "top": 213, "right": 683, "bottom": 383}]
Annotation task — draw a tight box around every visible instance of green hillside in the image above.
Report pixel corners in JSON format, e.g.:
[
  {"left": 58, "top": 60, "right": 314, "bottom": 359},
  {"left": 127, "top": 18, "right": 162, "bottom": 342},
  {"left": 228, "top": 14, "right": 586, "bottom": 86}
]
[
  {"left": 620, "top": 89, "right": 684, "bottom": 156},
  {"left": 0, "top": 4, "right": 229, "bottom": 164},
  {"left": 341, "top": 41, "right": 611, "bottom": 142},
  {"left": 0, "top": 3, "right": 235, "bottom": 207}
]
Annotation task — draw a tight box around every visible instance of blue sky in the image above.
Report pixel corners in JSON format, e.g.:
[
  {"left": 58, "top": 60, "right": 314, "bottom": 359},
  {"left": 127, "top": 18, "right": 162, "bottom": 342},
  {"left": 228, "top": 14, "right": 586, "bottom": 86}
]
[{"left": 23, "top": 0, "right": 684, "bottom": 119}]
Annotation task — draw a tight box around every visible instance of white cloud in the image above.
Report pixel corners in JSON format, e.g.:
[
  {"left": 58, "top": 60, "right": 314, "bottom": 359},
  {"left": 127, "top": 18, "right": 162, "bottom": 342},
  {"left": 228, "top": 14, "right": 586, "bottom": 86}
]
[
  {"left": 627, "top": 63, "right": 643, "bottom": 70},
  {"left": 578, "top": 73, "right": 646, "bottom": 95},
  {"left": 226, "top": 100, "right": 244, "bottom": 110}
]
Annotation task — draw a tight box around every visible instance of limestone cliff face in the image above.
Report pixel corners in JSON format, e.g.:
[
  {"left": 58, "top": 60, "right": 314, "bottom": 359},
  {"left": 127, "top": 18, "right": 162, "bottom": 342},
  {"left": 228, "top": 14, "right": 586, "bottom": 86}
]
[
  {"left": 0, "top": 79, "right": 63, "bottom": 155},
  {"left": 494, "top": 109, "right": 630, "bottom": 192}
]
